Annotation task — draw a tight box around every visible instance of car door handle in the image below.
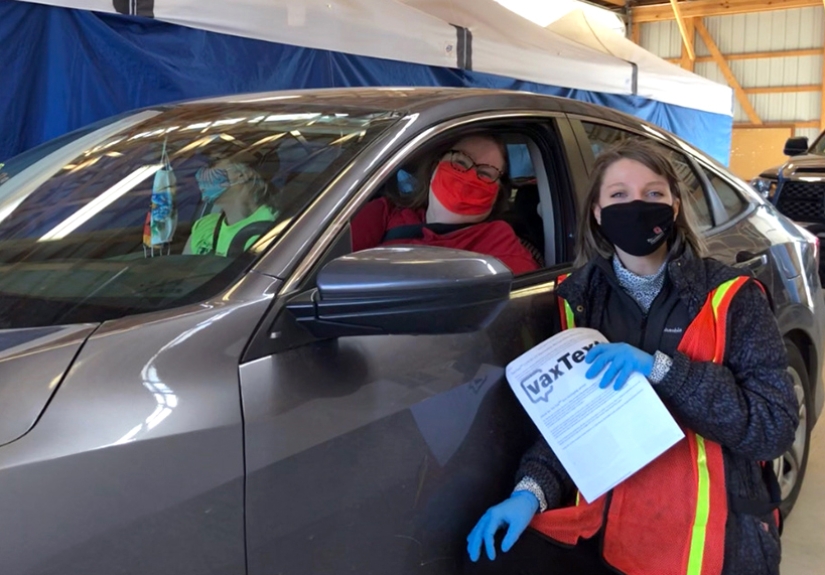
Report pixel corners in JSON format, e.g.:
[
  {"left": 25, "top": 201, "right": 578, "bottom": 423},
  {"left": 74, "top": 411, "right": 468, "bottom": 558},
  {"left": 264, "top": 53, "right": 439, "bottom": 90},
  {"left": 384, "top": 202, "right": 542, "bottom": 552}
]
[{"left": 735, "top": 252, "right": 768, "bottom": 272}]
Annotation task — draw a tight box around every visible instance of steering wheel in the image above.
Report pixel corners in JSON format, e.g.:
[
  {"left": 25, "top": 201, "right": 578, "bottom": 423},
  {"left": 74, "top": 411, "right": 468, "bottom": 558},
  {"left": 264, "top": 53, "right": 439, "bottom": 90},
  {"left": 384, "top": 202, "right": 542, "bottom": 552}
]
[{"left": 226, "top": 220, "right": 276, "bottom": 257}]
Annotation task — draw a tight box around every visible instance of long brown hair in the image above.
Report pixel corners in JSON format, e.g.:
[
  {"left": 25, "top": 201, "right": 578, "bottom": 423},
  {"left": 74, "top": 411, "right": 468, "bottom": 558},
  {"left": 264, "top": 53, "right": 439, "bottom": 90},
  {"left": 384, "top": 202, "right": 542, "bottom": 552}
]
[
  {"left": 393, "top": 133, "right": 510, "bottom": 215},
  {"left": 575, "top": 138, "right": 706, "bottom": 268}
]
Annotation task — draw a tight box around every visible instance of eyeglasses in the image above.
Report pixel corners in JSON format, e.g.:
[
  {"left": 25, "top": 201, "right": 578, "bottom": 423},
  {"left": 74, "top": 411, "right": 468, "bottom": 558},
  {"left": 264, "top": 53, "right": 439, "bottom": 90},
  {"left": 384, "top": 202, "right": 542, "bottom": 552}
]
[{"left": 446, "top": 149, "right": 504, "bottom": 183}]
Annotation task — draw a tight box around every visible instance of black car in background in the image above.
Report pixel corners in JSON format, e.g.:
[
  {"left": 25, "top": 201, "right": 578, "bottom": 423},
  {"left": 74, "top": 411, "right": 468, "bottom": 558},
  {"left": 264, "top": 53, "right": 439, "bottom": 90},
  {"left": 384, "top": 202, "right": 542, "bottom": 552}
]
[
  {"left": 753, "top": 133, "right": 825, "bottom": 249},
  {"left": 0, "top": 88, "right": 822, "bottom": 574}
]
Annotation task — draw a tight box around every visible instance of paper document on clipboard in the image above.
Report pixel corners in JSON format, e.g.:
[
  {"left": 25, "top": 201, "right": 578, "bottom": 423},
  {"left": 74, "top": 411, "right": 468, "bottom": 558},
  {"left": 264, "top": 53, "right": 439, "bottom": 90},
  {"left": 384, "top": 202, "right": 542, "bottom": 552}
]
[{"left": 506, "top": 327, "right": 684, "bottom": 503}]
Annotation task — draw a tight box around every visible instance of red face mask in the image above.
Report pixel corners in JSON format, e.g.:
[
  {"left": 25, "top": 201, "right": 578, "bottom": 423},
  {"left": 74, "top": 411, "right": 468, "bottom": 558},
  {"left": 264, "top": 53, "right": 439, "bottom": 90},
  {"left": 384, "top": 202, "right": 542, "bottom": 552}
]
[{"left": 430, "top": 161, "right": 500, "bottom": 216}]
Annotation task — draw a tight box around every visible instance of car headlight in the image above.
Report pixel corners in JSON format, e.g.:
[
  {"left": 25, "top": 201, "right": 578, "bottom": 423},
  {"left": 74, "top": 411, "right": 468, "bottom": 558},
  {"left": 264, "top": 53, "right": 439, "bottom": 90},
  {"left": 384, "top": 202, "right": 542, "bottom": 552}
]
[{"left": 750, "top": 177, "right": 778, "bottom": 199}]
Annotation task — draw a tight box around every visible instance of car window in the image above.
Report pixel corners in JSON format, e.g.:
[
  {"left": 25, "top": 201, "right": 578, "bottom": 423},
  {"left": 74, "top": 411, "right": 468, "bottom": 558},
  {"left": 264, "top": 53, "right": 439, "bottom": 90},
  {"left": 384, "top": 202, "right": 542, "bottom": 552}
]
[
  {"left": 811, "top": 131, "right": 825, "bottom": 155},
  {"left": 580, "top": 121, "right": 714, "bottom": 232},
  {"left": 0, "top": 109, "right": 143, "bottom": 184},
  {"left": 0, "top": 105, "right": 399, "bottom": 328},
  {"left": 348, "top": 130, "right": 553, "bottom": 275},
  {"left": 703, "top": 170, "right": 749, "bottom": 221},
  {"left": 671, "top": 156, "right": 713, "bottom": 232}
]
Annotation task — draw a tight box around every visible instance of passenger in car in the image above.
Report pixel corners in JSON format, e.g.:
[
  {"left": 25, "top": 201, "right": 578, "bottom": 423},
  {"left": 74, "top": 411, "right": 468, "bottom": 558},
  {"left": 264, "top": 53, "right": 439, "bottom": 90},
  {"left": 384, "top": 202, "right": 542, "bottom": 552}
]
[
  {"left": 466, "top": 139, "right": 797, "bottom": 575},
  {"left": 183, "top": 157, "right": 279, "bottom": 257},
  {"left": 350, "top": 134, "right": 540, "bottom": 274}
]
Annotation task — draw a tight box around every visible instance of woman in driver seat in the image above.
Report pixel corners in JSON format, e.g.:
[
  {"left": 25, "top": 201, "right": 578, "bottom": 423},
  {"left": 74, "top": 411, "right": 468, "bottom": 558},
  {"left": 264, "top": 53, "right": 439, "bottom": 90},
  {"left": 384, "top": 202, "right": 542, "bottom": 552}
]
[
  {"left": 350, "top": 134, "right": 540, "bottom": 274},
  {"left": 184, "top": 157, "right": 279, "bottom": 257}
]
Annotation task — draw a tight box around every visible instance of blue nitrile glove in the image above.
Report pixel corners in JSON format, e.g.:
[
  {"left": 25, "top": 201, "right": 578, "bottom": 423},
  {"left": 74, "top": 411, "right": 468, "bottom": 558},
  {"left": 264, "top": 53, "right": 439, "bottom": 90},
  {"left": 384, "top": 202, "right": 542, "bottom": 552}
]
[
  {"left": 466, "top": 490, "right": 539, "bottom": 562},
  {"left": 585, "top": 343, "right": 654, "bottom": 390}
]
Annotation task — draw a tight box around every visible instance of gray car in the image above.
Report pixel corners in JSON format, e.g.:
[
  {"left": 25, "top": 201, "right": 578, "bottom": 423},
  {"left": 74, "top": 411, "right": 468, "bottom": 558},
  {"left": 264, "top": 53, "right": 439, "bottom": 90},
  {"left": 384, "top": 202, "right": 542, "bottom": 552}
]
[{"left": 0, "top": 88, "right": 822, "bottom": 575}]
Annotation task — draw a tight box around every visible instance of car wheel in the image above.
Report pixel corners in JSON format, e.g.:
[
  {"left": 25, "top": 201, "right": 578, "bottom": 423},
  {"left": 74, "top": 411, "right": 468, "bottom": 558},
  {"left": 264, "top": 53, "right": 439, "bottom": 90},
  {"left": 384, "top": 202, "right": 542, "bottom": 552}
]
[{"left": 774, "top": 342, "right": 813, "bottom": 517}]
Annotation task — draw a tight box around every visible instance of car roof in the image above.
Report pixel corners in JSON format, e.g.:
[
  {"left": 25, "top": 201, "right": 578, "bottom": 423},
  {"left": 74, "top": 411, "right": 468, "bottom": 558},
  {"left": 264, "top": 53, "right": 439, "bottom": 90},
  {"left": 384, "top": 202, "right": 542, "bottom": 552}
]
[{"left": 185, "top": 87, "right": 647, "bottom": 134}]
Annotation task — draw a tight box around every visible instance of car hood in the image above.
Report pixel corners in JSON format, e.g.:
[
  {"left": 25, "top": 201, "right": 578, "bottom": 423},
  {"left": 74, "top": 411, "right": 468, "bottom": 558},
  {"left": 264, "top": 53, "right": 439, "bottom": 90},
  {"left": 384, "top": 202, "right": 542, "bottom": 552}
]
[
  {"left": 761, "top": 153, "right": 825, "bottom": 178},
  {"left": 0, "top": 324, "right": 97, "bottom": 446}
]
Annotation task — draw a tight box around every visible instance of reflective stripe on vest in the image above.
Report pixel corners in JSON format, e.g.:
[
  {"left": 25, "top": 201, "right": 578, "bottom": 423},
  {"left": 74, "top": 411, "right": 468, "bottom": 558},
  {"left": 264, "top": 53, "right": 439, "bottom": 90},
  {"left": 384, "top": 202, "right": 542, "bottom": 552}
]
[
  {"left": 557, "top": 274, "right": 576, "bottom": 330},
  {"left": 711, "top": 277, "right": 750, "bottom": 363},
  {"left": 562, "top": 300, "right": 575, "bottom": 330},
  {"left": 688, "top": 435, "right": 711, "bottom": 575},
  {"left": 544, "top": 274, "right": 753, "bottom": 575},
  {"left": 686, "top": 276, "right": 749, "bottom": 575}
]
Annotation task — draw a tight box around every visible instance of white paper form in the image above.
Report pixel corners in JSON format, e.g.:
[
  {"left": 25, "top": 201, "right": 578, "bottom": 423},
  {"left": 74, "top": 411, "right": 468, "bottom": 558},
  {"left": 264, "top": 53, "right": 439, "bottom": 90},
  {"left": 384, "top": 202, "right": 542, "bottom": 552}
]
[{"left": 506, "top": 327, "right": 684, "bottom": 503}]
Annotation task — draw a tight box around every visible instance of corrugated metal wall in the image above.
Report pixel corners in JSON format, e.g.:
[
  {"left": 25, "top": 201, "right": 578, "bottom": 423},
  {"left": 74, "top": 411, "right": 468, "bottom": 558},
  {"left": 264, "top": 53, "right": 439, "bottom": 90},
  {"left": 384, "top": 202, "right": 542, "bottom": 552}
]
[{"left": 639, "top": 7, "right": 824, "bottom": 143}]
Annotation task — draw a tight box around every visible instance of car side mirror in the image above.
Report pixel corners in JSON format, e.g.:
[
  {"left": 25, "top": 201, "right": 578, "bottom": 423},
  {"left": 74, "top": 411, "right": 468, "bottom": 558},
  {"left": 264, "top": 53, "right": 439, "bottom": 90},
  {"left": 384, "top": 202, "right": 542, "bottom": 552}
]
[
  {"left": 784, "top": 136, "right": 809, "bottom": 157},
  {"left": 286, "top": 246, "right": 513, "bottom": 338}
]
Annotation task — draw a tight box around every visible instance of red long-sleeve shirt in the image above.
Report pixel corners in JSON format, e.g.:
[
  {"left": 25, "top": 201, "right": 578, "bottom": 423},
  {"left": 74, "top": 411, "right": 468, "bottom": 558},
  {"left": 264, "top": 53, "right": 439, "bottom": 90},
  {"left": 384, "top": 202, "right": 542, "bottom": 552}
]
[{"left": 351, "top": 197, "right": 540, "bottom": 275}]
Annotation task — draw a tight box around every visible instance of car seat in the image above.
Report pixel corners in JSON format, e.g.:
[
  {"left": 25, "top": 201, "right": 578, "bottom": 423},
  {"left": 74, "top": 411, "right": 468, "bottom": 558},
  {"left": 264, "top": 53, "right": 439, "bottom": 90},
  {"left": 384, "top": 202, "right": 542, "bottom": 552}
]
[
  {"left": 495, "top": 181, "right": 545, "bottom": 268},
  {"left": 227, "top": 220, "right": 276, "bottom": 257}
]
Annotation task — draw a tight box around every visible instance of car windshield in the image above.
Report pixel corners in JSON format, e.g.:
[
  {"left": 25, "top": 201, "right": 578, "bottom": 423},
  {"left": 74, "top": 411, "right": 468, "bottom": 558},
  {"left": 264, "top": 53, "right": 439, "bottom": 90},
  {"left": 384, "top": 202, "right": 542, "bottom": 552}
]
[
  {"left": 811, "top": 132, "right": 825, "bottom": 155},
  {"left": 0, "top": 102, "right": 399, "bottom": 328}
]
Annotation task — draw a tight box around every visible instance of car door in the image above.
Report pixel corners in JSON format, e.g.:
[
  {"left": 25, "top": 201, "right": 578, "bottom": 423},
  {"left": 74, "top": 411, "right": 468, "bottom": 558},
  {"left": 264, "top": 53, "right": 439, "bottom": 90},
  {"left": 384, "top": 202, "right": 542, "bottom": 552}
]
[{"left": 238, "top": 113, "right": 588, "bottom": 574}]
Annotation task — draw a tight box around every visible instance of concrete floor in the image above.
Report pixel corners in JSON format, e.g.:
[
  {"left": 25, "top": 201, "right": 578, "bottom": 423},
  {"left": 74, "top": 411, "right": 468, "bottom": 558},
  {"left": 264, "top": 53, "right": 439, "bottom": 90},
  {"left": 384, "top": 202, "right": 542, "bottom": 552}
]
[{"left": 781, "top": 423, "right": 825, "bottom": 574}]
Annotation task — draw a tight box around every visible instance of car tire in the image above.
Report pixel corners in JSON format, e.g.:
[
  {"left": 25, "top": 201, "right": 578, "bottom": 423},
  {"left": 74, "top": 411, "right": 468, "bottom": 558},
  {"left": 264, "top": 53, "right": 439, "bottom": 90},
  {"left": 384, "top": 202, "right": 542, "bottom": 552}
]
[{"left": 775, "top": 342, "right": 813, "bottom": 518}]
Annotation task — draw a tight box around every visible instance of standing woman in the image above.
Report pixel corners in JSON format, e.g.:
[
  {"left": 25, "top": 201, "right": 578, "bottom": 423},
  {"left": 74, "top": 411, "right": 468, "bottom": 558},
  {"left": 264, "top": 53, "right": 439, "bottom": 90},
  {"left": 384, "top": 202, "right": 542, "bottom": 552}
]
[{"left": 466, "top": 139, "right": 799, "bottom": 575}]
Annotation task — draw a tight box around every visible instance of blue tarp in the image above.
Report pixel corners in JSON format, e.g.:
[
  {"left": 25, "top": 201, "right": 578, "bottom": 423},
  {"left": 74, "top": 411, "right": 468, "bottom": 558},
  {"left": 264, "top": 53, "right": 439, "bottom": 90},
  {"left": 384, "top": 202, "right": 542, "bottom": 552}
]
[{"left": 0, "top": 1, "right": 731, "bottom": 165}]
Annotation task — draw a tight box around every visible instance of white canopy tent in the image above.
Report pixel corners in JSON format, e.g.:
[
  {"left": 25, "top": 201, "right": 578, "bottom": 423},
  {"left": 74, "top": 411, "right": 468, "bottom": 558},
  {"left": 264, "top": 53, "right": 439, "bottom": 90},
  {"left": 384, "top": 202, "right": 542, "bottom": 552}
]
[
  {"left": 17, "top": 0, "right": 733, "bottom": 116},
  {"left": 493, "top": 0, "right": 626, "bottom": 34},
  {"left": 15, "top": 0, "right": 459, "bottom": 69},
  {"left": 3, "top": 0, "right": 734, "bottom": 164},
  {"left": 20, "top": 0, "right": 636, "bottom": 95},
  {"left": 546, "top": 9, "right": 733, "bottom": 116},
  {"left": 399, "top": 0, "right": 634, "bottom": 95}
]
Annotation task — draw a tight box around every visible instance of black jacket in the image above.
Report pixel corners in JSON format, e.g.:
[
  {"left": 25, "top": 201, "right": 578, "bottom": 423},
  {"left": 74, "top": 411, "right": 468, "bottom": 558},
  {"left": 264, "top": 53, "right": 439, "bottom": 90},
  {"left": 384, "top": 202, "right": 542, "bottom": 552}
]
[{"left": 517, "top": 249, "right": 799, "bottom": 575}]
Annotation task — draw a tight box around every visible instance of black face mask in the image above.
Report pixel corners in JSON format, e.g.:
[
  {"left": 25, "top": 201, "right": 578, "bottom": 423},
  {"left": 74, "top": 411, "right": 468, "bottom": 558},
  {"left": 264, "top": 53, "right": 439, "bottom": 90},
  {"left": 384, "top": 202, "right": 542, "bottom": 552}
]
[{"left": 598, "top": 201, "right": 675, "bottom": 257}]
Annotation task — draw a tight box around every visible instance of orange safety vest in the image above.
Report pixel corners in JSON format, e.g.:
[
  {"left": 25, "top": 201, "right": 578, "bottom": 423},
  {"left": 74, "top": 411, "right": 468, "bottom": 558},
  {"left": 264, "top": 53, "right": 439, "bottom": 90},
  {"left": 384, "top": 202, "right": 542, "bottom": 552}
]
[{"left": 533, "top": 273, "right": 752, "bottom": 575}]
